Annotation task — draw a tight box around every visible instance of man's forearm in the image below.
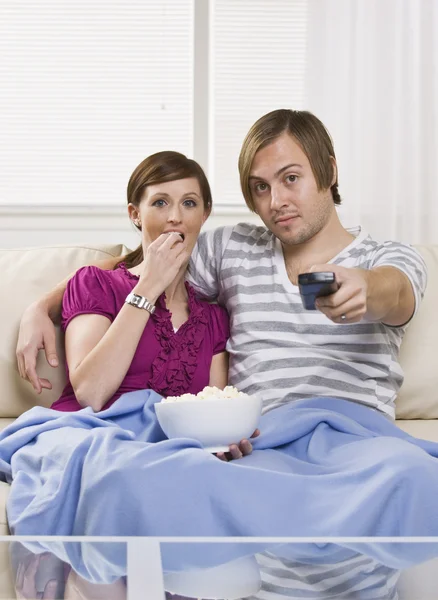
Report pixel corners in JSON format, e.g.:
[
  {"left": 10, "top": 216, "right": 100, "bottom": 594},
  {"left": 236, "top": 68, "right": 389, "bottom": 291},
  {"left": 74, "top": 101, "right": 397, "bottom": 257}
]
[
  {"left": 38, "top": 279, "right": 69, "bottom": 324},
  {"left": 365, "top": 266, "right": 415, "bottom": 326}
]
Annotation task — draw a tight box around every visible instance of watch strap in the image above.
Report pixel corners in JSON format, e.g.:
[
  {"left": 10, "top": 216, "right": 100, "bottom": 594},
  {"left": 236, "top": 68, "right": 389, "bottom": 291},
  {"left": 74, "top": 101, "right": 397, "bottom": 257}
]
[{"left": 125, "top": 292, "right": 156, "bottom": 315}]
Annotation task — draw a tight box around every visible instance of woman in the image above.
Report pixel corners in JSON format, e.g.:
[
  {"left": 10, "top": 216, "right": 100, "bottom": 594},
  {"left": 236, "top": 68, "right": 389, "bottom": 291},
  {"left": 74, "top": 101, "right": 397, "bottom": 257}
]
[
  {"left": 49, "top": 150, "right": 256, "bottom": 458},
  {"left": 51, "top": 151, "right": 228, "bottom": 413}
]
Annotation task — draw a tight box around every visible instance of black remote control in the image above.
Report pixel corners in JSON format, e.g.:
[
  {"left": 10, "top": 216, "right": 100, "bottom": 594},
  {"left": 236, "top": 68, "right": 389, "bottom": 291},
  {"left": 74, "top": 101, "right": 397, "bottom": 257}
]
[{"left": 298, "top": 272, "right": 339, "bottom": 310}]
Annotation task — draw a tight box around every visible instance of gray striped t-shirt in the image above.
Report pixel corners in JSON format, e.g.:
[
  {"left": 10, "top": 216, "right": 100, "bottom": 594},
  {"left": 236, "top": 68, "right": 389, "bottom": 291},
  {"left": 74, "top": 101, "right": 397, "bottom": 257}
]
[
  {"left": 245, "top": 550, "right": 400, "bottom": 600},
  {"left": 189, "top": 223, "right": 427, "bottom": 419}
]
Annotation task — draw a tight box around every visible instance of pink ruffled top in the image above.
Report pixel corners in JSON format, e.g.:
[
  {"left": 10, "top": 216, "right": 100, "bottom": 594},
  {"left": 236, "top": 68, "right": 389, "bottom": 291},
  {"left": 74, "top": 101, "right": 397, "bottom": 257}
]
[{"left": 51, "top": 263, "right": 229, "bottom": 412}]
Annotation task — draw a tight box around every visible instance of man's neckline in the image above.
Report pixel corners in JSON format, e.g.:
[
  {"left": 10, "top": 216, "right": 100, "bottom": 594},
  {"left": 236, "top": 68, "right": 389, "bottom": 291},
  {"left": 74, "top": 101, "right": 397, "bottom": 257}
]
[{"left": 274, "top": 226, "right": 368, "bottom": 291}]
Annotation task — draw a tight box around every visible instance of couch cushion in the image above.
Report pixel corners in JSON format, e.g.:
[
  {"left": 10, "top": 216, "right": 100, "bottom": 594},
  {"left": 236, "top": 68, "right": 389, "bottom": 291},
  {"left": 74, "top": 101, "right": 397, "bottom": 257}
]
[
  {"left": 0, "top": 483, "right": 8, "bottom": 529},
  {"left": 0, "top": 242, "right": 437, "bottom": 420},
  {"left": 396, "top": 419, "right": 438, "bottom": 443},
  {"left": 0, "top": 420, "right": 15, "bottom": 433},
  {"left": 396, "top": 246, "right": 438, "bottom": 419},
  {"left": 0, "top": 244, "right": 129, "bottom": 418}
]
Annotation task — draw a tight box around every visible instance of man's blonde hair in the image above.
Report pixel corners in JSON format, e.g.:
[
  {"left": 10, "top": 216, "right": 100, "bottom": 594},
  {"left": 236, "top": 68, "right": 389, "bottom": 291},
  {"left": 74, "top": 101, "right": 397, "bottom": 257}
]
[{"left": 238, "top": 109, "right": 342, "bottom": 212}]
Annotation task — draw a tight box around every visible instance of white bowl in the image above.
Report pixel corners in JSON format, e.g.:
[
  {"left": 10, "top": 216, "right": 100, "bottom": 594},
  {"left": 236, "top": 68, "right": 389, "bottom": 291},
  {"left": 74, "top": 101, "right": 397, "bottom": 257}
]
[
  {"left": 163, "top": 554, "right": 262, "bottom": 599},
  {"left": 154, "top": 395, "right": 262, "bottom": 453}
]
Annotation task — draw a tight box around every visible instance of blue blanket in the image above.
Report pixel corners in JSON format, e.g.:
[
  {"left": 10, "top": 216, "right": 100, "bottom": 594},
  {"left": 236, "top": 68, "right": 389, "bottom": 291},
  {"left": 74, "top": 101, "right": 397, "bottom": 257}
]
[
  {"left": 1, "top": 391, "right": 438, "bottom": 541},
  {"left": 16, "top": 540, "right": 438, "bottom": 585}
]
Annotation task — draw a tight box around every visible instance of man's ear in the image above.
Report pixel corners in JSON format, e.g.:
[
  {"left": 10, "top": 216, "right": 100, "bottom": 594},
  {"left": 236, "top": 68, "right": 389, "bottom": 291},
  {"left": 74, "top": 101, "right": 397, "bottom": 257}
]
[{"left": 330, "top": 157, "right": 338, "bottom": 187}]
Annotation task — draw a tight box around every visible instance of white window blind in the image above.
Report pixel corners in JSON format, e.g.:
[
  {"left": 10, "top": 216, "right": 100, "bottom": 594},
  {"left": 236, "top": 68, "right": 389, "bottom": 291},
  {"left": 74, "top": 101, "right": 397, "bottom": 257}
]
[
  {"left": 0, "top": 0, "right": 193, "bottom": 207},
  {"left": 210, "top": 0, "right": 308, "bottom": 213}
]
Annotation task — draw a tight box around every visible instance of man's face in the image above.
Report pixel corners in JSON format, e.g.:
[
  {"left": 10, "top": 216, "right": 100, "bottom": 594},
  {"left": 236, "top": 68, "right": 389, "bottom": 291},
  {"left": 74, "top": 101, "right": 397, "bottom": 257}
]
[{"left": 249, "top": 132, "right": 335, "bottom": 246}]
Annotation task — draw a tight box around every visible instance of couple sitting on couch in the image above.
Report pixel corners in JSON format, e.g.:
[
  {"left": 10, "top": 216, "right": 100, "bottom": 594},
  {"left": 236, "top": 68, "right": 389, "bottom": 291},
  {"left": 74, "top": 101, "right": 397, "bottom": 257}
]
[
  {"left": 10, "top": 108, "right": 438, "bottom": 599},
  {"left": 19, "top": 108, "right": 425, "bottom": 422},
  {"left": 16, "top": 107, "right": 429, "bottom": 514}
]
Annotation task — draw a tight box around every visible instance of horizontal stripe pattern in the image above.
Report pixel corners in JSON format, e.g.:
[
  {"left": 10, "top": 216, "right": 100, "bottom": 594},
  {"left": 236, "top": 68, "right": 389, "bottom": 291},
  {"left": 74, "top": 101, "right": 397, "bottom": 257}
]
[
  {"left": 189, "top": 223, "right": 427, "bottom": 419},
  {"left": 240, "top": 551, "right": 400, "bottom": 599}
]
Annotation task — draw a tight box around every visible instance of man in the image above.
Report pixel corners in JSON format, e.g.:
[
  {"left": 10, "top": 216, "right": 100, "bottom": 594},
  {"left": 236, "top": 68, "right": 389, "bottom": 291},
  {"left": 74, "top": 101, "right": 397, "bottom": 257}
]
[{"left": 188, "top": 108, "right": 425, "bottom": 420}]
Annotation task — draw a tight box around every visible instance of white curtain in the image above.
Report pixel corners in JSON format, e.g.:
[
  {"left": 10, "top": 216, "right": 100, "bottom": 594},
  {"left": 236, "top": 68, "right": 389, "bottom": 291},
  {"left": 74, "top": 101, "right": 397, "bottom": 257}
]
[{"left": 305, "top": 0, "right": 438, "bottom": 244}]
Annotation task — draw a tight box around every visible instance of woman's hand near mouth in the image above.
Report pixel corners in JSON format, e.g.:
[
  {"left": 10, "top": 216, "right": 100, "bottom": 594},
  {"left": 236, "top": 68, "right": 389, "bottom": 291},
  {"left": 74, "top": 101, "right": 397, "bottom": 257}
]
[
  {"left": 137, "top": 232, "right": 189, "bottom": 301},
  {"left": 164, "top": 230, "right": 185, "bottom": 241}
]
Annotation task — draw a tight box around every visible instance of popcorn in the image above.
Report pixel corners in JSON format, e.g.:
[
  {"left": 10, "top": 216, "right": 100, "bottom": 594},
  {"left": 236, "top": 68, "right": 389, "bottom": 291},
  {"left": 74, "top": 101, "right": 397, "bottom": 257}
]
[{"left": 162, "top": 385, "right": 248, "bottom": 403}]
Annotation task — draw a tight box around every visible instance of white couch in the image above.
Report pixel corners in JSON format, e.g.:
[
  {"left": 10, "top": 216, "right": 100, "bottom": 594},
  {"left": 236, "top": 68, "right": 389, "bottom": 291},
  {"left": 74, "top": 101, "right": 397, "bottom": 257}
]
[{"left": 0, "top": 241, "right": 437, "bottom": 598}]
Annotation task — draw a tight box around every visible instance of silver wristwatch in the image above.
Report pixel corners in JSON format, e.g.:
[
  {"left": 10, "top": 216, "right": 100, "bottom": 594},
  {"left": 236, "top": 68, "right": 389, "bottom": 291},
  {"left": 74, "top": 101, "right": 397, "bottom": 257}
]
[{"left": 125, "top": 292, "right": 156, "bottom": 315}]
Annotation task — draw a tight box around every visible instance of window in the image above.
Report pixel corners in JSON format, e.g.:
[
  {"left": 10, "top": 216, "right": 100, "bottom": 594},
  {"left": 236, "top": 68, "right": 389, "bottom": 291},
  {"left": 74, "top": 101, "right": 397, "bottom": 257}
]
[
  {"left": 0, "top": 0, "right": 193, "bottom": 206},
  {"left": 0, "top": 0, "right": 308, "bottom": 214}
]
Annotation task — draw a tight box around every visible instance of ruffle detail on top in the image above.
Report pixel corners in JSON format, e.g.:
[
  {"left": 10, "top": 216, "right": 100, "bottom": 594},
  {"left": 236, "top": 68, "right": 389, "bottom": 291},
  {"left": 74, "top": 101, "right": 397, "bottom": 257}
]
[
  {"left": 116, "top": 262, "right": 140, "bottom": 281},
  {"left": 148, "top": 282, "right": 208, "bottom": 397}
]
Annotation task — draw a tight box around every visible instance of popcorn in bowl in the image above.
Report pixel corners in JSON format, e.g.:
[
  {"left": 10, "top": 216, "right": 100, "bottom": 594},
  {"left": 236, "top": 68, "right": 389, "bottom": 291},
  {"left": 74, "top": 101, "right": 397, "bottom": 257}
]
[
  {"left": 162, "top": 385, "right": 249, "bottom": 403},
  {"left": 155, "top": 385, "right": 262, "bottom": 453}
]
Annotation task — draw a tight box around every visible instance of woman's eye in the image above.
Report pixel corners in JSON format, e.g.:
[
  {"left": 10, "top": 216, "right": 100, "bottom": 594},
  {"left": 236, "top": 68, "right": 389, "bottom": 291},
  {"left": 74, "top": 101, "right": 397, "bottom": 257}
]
[
  {"left": 152, "top": 199, "right": 166, "bottom": 207},
  {"left": 183, "top": 199, "right": 197, "bottom": 207},
  {"left": 255, "top": 183, "right": 268, "bottom": 193},
  {"left": 286, "top": 175, "right": 297, "bottom": 183}
]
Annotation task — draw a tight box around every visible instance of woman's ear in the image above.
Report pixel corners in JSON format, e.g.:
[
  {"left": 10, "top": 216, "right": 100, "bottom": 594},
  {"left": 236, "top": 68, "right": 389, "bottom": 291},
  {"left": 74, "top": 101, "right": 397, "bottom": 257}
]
[
  {"left": 202, "top": 204, "right": 212, "bottom": 225},
  {"left": 127, "top": 203, "right": 140, "bottom": 227}
]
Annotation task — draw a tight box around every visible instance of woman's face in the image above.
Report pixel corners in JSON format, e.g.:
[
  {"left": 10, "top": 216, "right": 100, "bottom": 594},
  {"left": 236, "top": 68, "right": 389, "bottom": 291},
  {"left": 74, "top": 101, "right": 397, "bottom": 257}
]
[{"left": 128, "top": 177, "right": 208, "bottom": 256}]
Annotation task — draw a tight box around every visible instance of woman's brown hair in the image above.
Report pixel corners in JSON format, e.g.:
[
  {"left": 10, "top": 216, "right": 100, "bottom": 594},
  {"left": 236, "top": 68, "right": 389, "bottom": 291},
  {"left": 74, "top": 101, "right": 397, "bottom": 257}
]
[
  {"left": 238, "top": 109, "right": 342, "bottom": 212},
  {"left": 117, "top": 151, "right": 212, "bottom": 269}
]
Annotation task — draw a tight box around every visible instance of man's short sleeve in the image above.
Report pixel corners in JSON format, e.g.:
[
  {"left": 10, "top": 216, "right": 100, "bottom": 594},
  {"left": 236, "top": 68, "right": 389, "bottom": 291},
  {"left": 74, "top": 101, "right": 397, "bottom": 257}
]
[
  {"left": 187, "top": 226, "right": 234, "bottom": 300},
  {"left": 370, "top": 241, "right": 428, "bottom": 320},
  {"left": 61, "top": 266, "right": 118, "bottom": 331}
]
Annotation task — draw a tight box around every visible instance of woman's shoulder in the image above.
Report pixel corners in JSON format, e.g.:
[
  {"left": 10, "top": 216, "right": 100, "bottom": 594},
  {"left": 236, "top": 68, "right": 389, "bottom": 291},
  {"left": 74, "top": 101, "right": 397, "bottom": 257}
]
[
  {"left": 75, "top": 263, "right": 121, "bottom": 277},
  {"left": 62, "top": 264, "right": 129, "bottom": 328},
  {"left": 64, "top": 264, "right": 130, "bottom": 306},
  {"left": 194, "top": 296, "right": 230, "bottom": 351},
  {"left": 71, "top": 263, "right": 127, "bottom": 288},
  {"left": 189, "top": 285, "right": 229, "bottom": 333},
  {"left": 203, "top": 300, "right": 228, "bottom": 321}
]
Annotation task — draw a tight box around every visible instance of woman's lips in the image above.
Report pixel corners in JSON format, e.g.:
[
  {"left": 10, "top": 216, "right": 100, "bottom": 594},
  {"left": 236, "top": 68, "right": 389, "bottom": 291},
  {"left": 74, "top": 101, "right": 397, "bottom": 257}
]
[{"left": 164, "top": 231, "right": 185, "bottom": 240}]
